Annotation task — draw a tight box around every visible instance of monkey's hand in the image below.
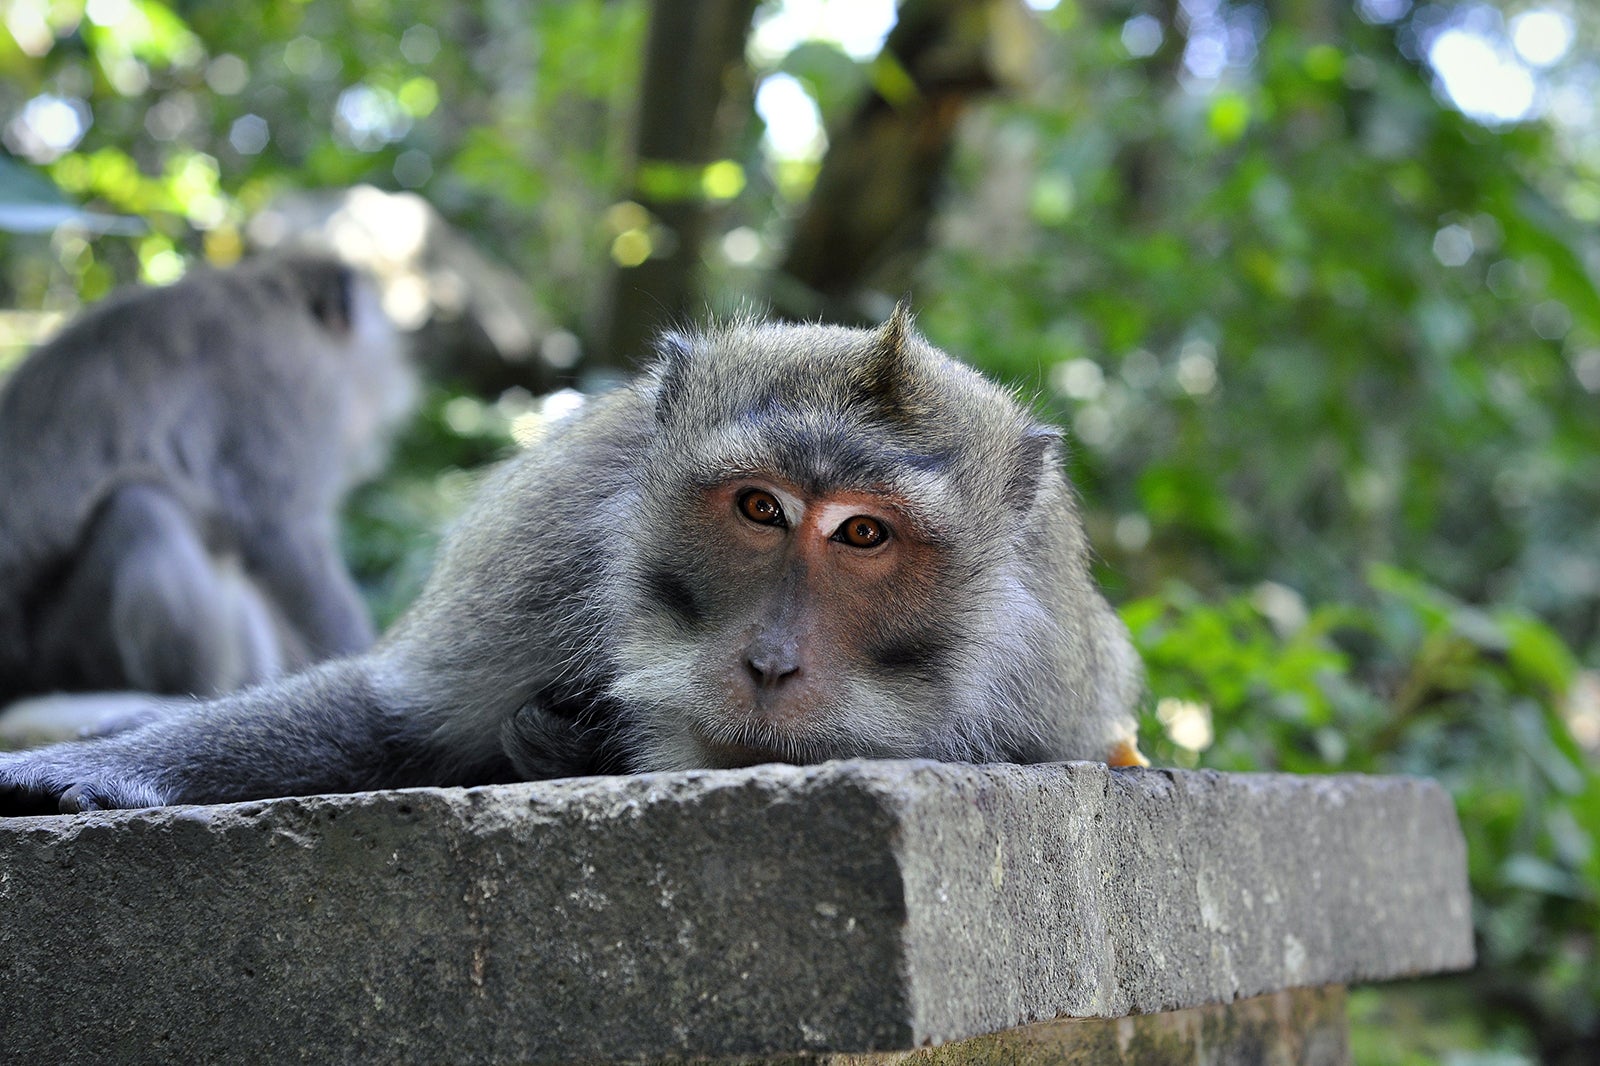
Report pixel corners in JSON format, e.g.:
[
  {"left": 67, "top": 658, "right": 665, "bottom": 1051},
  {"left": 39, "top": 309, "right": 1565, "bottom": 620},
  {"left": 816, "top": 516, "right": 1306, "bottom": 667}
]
[
  {"left": 0, "top": 740, "right": 169, "bottom": 814},
  {"left": 2, "top": 659, "right": 480, "bottom": 815},
  {"left": 501, "top": 700, "right": 615, "bottom": 779}
]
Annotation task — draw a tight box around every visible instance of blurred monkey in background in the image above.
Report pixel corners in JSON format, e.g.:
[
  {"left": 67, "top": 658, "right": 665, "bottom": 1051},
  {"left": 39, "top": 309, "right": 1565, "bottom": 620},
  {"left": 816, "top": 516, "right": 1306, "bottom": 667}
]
[{"left": 0, "top": 252, "right": 413, "bottom": 722}]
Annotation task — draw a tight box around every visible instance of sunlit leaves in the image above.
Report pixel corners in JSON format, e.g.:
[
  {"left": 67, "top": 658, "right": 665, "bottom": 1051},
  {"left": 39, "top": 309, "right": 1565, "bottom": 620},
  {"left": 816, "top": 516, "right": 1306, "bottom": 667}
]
[{"left": 82, "top": 0, "right": 202, "bottom": 75}]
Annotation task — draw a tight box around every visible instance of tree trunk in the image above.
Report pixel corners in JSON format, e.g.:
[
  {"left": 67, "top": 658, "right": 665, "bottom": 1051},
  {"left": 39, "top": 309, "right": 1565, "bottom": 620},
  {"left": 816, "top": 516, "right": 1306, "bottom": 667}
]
[
  {"left": 595, "top": 0, "right": 758, "bottom": 368},
  {"left": 774, "top": 0, "right": 1039, "bottom": 323}
]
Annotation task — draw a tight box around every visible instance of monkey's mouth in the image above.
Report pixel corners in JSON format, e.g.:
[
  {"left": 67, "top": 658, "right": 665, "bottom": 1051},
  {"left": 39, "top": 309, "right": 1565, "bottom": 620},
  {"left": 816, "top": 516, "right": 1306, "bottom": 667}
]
[
  {"left": 687, "top": 723, "right": 808, "bottom": 769},
  {"left": 698, "top": 737, "right": 794, "bottom": 769}
]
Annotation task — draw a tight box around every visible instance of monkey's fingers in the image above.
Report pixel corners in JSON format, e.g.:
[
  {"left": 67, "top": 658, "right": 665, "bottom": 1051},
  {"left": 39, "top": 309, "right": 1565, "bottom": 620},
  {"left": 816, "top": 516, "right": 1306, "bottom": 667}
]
[
  {"left": 1106, "top": 736, "right": 1150, "bottom": 769},
  {"left": 59, "top": 783, "right": 108, "bottom": 813},
  {"left": 0, "top": 750, "right": 164, "bottom": 814},
  {"left": 55, "top": 773, "right": 166, "bottom": 812}
]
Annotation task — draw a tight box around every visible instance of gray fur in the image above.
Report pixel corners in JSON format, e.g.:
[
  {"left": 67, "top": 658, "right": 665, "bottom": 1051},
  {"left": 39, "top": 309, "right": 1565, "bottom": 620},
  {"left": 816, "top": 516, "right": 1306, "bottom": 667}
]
[
  {"left": 0, "top": 314, "right": 1140, "bottom": 814},
  {"left": 0, "top": 252, "right": 413, "bottom": 708}
]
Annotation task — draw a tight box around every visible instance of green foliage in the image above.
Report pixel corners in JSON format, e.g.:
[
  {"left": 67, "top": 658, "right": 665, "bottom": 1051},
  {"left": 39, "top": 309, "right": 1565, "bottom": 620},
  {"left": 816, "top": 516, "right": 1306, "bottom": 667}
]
[
  {"left": 924, "top": 25, "right": 1600, "bottom": 638},
  {"left": 0, "top": 0, "right": 645, "bottom": 319}
]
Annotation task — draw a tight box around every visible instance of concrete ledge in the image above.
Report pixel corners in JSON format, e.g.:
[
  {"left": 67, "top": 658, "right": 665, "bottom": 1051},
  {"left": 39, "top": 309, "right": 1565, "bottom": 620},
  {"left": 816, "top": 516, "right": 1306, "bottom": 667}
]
[{"left": 0, "top": 761, "right": 1472, "bottom": 1062}]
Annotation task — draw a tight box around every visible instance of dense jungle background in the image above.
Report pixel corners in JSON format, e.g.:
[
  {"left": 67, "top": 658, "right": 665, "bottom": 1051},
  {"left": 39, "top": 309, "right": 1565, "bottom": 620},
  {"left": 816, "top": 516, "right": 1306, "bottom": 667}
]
[{"left": 2, "top": 0, "right": 1598, "bottom": 1060}]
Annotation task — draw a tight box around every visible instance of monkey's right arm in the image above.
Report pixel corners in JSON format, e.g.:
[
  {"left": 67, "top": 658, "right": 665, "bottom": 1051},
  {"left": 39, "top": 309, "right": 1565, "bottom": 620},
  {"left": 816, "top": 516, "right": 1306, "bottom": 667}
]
[{"left": 0, "top": 656, "right": 494, "bottom": 814}]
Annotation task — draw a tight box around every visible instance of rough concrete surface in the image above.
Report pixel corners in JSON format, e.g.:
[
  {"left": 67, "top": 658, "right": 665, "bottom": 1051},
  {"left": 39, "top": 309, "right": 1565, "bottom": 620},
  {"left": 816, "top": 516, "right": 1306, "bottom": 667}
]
[{"left": 0, "top": 760, "right": 1471, "bottom": 1063}]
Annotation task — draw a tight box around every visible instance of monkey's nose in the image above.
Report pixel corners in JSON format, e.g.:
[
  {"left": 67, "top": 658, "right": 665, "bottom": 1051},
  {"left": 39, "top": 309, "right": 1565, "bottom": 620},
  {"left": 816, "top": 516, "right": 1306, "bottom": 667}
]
[{"left": 744, "top": 647, "right": 801, "bottom": 688}]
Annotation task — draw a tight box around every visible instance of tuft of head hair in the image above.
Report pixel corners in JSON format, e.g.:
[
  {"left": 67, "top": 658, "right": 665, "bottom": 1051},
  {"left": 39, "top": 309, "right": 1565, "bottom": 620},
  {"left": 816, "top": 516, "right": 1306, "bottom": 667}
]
[{"left": 855, "top": 301, "right": 917, "bottom": 409}]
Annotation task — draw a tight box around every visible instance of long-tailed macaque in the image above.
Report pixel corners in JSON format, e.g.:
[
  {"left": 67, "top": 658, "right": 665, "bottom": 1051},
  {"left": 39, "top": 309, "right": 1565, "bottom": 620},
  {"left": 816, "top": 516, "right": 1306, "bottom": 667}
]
[
  {"left": 0, "top": 309, "right": 1143, "bottom": 814},
  {"left": 0, "top": 253, "right": 412, "bottom": 714}
]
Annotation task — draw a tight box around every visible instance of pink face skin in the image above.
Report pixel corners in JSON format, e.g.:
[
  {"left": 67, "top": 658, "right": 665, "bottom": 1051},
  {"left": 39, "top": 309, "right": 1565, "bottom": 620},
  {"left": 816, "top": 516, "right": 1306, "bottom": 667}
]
[{"left": 687, "top": 476, "right": 946, "bottom": 762}]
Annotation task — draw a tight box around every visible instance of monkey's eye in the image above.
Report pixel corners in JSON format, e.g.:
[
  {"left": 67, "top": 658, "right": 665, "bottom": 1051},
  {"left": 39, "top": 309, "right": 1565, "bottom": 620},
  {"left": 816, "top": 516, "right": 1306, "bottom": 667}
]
[
  {"left": 835, "top": 515, "right": 888, "bottom": 549},
  {"left": 738, "top": 489, "right": 786, "bottom": 527}
]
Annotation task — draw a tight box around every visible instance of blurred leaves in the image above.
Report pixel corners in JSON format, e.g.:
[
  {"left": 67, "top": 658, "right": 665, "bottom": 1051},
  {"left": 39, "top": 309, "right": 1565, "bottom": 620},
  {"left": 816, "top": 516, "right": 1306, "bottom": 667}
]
[{"left": 0, "top": 0, "right": 646, "bottom": 321}]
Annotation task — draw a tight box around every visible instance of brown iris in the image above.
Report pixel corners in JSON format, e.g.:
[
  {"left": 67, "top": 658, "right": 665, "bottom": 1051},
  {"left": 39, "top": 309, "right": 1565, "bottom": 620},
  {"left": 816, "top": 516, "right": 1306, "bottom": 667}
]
[
  {"left": 738, "top": 489, "right": 785, "bottom": 526},
  {"left": 836, "top": 515, "right": 887, "bottom": 548}
]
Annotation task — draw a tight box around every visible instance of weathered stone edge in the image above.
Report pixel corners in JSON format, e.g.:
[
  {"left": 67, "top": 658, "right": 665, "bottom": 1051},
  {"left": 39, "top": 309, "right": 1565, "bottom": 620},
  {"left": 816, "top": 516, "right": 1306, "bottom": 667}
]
[
  {"left": 0, "top": 760, "right": 1474, "bottom": 1062},
  {"left": 864, "top": 762, "right": 1473, "bottom": 1043}
]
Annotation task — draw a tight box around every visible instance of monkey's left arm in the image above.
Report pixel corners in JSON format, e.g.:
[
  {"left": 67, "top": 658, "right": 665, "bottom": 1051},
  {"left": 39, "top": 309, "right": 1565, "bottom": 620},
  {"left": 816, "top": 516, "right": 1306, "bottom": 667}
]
[{"left": 0, "top": 656, "right": 478, "bottom": 814}]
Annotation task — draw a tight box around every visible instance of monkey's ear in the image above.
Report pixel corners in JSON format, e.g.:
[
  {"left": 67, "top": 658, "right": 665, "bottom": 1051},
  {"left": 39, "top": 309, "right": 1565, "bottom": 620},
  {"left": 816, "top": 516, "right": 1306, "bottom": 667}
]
[
  {"left": 860, "top": 301, "right": 917, "bottom": 403},
  {"left": 651, "top": 330, "right": 695, "bottom": 424},
  {"left": 1004, "top": 424, "right": 1064, "bottom": 509},
  {"left": 306, "top": 262, "right": 355, "bottom": 336}
]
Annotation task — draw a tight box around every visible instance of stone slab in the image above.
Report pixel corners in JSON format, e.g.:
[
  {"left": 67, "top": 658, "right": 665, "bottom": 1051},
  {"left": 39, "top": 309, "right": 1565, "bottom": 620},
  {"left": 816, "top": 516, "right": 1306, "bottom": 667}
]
[{"left": 0, "top": 761, "right": 1472, "bottom": 1062}]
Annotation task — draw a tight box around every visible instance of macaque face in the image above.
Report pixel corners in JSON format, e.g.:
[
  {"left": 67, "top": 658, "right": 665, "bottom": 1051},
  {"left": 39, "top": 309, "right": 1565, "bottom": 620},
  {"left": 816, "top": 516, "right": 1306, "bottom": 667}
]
[
  {"left": 611, "top": 464, "right": 967, "bottom": 772},
  {"left": 604, "top": 314, "right": 1056, "bottom": 773}
]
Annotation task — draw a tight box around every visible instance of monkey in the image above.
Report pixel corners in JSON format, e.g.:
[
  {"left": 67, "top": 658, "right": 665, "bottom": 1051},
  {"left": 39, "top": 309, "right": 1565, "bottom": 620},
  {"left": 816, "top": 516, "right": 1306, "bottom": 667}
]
[
  {"left": 0, "top": 308, "right": 1144, "bottom": 814},
  {"left": 0, "top": 252, "right": 413, "bottom": 726}
]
